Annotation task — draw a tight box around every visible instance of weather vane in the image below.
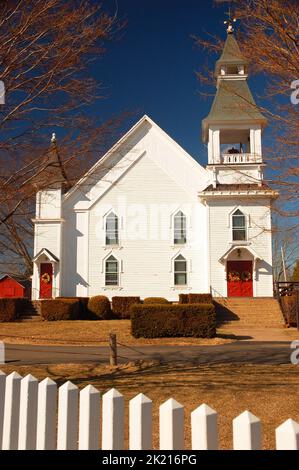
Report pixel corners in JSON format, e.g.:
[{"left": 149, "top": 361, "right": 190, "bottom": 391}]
[{"left": 224, "top": 6, "right": 237, "bottom": 34}]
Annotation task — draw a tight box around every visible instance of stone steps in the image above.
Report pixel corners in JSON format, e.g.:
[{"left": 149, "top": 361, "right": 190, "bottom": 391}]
[{"left": 215, "top": 297, "right": 285, "bottom": 328}]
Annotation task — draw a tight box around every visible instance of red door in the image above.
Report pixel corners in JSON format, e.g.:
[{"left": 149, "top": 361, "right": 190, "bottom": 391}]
[
  {"left": 227, "top": 261, "right": 253, "bottom": 297},
  {"left": 40, "top": 263, "right": 53, "bottom": 299}
]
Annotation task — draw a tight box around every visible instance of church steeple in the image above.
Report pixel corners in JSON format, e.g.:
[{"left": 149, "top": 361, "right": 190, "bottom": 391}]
[{"left": 202, "top": 27, "right": 267, "bottom": 172}]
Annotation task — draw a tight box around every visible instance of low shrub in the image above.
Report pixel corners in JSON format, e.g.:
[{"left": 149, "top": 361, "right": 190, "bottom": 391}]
[
  {"left": 40, "top": 299, "right": 80, "bottom": 321},
  {"left": 87, "top": 295, "right": 111, "bottom": 320},
  {"left": 57, "top": 297, "right": 89, "bottom": 319},
  {"left": 0, "top": 298, "right": 33, "bottom": 322},
  {"left": 179, "top": 293, "right": 213, "bottom": 304},
  {"left": 0, "top": 298, "right": 19, "bottom": 322},
  {"left": 112, "top": 296, "right": 141, "bottom": 319},
  {"left": 131, "top": 303, "right": 216, "bottom": 338},
  {"left": 143, "top": 297, "right": 170, "bottom": 304},
  {"left": 178, "top": 294, "right": 189, "bottom": 304}
]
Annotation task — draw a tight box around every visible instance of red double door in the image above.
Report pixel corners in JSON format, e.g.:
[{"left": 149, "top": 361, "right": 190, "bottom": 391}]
[
  {"left": 227, "top": 260, "right": 253, "bottom": 297},
  {"left": 39, "top": 263, "right": 53, "bottom": 299}
]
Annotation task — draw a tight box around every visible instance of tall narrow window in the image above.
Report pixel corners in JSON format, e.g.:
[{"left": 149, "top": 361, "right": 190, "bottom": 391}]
[
  {"left": 106, "top": 212, "right": 119, "bottom": 245},
  {"left": 174, "top": 211, "right": 187, "bottom": 244},
  {"left": 174, "top": 255, "right": 187, "bottom": 286},
  {"left": 232, "top": 210, "right": 246, "bottom": 241},
  {"left": 105, "top": 255, "right": 119, "bottom": 286}
]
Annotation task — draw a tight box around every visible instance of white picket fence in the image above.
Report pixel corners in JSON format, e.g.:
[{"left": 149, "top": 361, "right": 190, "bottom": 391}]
[{"left": 0, "top": 370, "right": 299, "bottom": 450}]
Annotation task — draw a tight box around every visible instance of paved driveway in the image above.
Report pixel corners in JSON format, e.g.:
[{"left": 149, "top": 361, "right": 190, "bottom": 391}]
[{"left": 2, "top": 341, "right": 296, "bottom": 366}]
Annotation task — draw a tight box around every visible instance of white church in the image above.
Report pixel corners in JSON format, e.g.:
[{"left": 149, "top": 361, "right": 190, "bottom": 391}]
[{"left": 32, "top": 27, "right": 278, "bottom": 301}]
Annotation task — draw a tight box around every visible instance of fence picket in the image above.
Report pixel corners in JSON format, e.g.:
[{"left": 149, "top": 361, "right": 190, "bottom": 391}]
[
  {"left": 159, "top": 398, "right": 184, "bottom": 450},
  {"left": 191, "top": 403, "right": 218, "bottom": 450},
  {"left": 102, "top": 388, "right": 124, "bottom": 450},
  {"left": 2, "top": 371, "right": 22, "bottom": 450},
  {"left": 79, "top": 385, "right": 100, "bottom": 450},
  {"left": 129, "top": 393, "right": 152, "bottom": 450},
  {"left": 36, "top": 377, "right": 57, "bottom": 450},
  {"left": 2, "top": 369, "right": 299, "bottom": 451},
  {"left": 18, "top": 374, "right": 38, "bottom": 450},
  {"left": 233, "top": 410, "right": 261, "bottom": 450},
  {"left": 0, "top": 371, "right": 6, "bottom": 450},
  {"left": 57, "top": 381, "right": 79, "bottom": 450},
  {"left": 276, "top": 419, "right": 299, "bottom": 450}
]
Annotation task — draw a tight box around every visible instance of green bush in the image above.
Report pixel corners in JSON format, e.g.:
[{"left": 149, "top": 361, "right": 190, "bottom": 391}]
[
  {"left": 178, "top": 294, "right": 189, "bottom": 304},
  {"left": 131, "top": 303, "right": 216, "bottom": 338},
  {"left": 87, "top": 295, "right": 111, "bottom": 320},
  {"left": 112, "top": 296, "right": 141, "bottom": 319},
  {"left": 40, "top": 299, "right": 80, "bottom": 321},
  {"left": 57, "top": 297, "right": 89, "bottom": 319},
  {"left": 143, "top": 297, "right": 170, "bottom": 304}
]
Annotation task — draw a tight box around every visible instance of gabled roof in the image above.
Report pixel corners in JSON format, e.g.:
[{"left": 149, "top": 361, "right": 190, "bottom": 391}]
[
  {"left": 202, "top": 79, "right": 267, "bottom": 141},
  {"left": 215, "top": 33, "right": 248, "bottom": 75},
  {"left": 0, "top": 274, "right": 25, "bottom": 287},
  {"left": 32, "top": 135, "right": 70, "bottom": 191},
  {"left": 64, "top": 115, "right": 209, "bottom": 206},
  {"left": 33, "top": 248, "right": 59, "bottom": 263},
  {"left": 219, "top": 245, "right": 261, "bottom": 264}
]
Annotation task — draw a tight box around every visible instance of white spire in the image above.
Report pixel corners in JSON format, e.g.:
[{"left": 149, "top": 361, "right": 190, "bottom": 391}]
[{"left": 51, "top": 132, "right": 56, "bottom": 143}]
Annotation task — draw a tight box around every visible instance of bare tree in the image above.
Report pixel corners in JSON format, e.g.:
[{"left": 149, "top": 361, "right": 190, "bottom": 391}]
[{"left": 0, "top": 0, "right": 126, "bottom": 277}]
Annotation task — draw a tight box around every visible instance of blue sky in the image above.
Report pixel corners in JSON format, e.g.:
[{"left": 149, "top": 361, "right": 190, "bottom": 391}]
[{"left": 92, "top": 0, "right": 263, "bottom": 166}]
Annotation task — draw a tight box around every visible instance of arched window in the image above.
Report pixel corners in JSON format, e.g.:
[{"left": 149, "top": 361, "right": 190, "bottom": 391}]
[
  {"left": 105, "top": 255, "right": 119, "bottom": 286},
  {"left": 174, "top": 254, "right": 187, "bottom": 286},
  {"left": 232, "top": 210, "right": 247, "bottom": 241},
  {"left": 174, "top": 211, "right": 187, "bottom": 245},
  {"left": 105, "top": 212, "right": 119, "bottom": 245}
]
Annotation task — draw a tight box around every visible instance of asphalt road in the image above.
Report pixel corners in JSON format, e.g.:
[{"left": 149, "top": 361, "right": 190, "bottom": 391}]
[{"left": 1, "top": 341, "right": 296, "bottom": 365}]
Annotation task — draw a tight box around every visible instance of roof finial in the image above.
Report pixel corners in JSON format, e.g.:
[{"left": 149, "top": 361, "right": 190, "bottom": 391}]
[
  {"left": 51, "top": 132, "right": 56, "bottom": 143},
  {"left": 224, "top": 6, "right": 237, "bottom": 34}
]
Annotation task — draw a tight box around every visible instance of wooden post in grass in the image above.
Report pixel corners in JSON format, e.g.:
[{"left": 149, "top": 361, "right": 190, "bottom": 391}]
[{"left": 109, "top": 333, "right": 117, "bottom": 366}]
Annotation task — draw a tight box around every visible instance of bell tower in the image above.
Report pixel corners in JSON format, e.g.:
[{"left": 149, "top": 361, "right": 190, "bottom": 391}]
[{"left": 202, "top": 18, "right": 267, "bottom": 188}]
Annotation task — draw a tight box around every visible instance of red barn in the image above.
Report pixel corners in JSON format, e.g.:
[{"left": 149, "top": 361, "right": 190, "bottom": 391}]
[{"left": 0, "top": 275, "right": 26, "bottom": 298}]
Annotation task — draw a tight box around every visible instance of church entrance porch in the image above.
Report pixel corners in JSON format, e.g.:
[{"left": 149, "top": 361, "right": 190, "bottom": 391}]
[{"left": 227, "top": 260, "right": 253, "bottom": 297}]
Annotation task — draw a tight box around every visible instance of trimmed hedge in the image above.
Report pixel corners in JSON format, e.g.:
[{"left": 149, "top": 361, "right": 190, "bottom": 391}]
[
  {"left": 0, "top": 298, "right": 32, "bottom": 322},
  {"left": 143, "top": 297, "right": 170, "bottom": 304},
  {"left": 112, "top": 296, "right": 141, "bottom": 319},
  {"left": 178, "top": 294, "right": 189, "bottom": 304},
  {"left": 188, "top": 293, "right": 213, "bottom": 304},
  {"left": 179, "top": 293, "right": 213, "bottom": 304},
  {"left": 131, "top": 303, "right": 216, "bottom": 338},
  {"left": 57, "top": 297, "right": 89, "bottom": 319},
  {"left": 40, "top": 299, "right": 80, "bottom": 321},
  {"left": 87, "top": 295, "right": 111, "bottom": 320}
]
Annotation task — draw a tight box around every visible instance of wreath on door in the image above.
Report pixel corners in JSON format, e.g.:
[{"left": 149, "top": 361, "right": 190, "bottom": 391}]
[
  {"left": 241, "top": 271, "right": 251, "bottom": 282},
  {"left": 41, "top": 273, "right": 51, "bottom": 284},
  {"left": 228, "top": 271, "right": 240, "bottom": 282}
]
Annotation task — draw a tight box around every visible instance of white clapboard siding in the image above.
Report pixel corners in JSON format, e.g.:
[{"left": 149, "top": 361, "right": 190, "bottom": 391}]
[{"left": 0, "top": 372, "right": 298, "bottom": 450}]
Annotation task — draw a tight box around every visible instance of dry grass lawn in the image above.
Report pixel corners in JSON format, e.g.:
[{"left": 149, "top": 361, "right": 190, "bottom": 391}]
[
  {"left": 1, "top": 361, "right": 299, "bottom": 450},
  {"left": 0, "top": 320, "right": 233, "bottom": 346}
]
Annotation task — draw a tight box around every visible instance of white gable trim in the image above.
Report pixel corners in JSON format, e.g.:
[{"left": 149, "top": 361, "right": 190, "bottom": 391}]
[{"left": 63, "top": 115, "right": 209, "bottom": 206}]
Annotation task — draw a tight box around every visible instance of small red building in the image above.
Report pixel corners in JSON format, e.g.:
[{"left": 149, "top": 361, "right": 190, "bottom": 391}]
[{"left": 0, "top": 275, "right": 28, "bottom": 298}]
